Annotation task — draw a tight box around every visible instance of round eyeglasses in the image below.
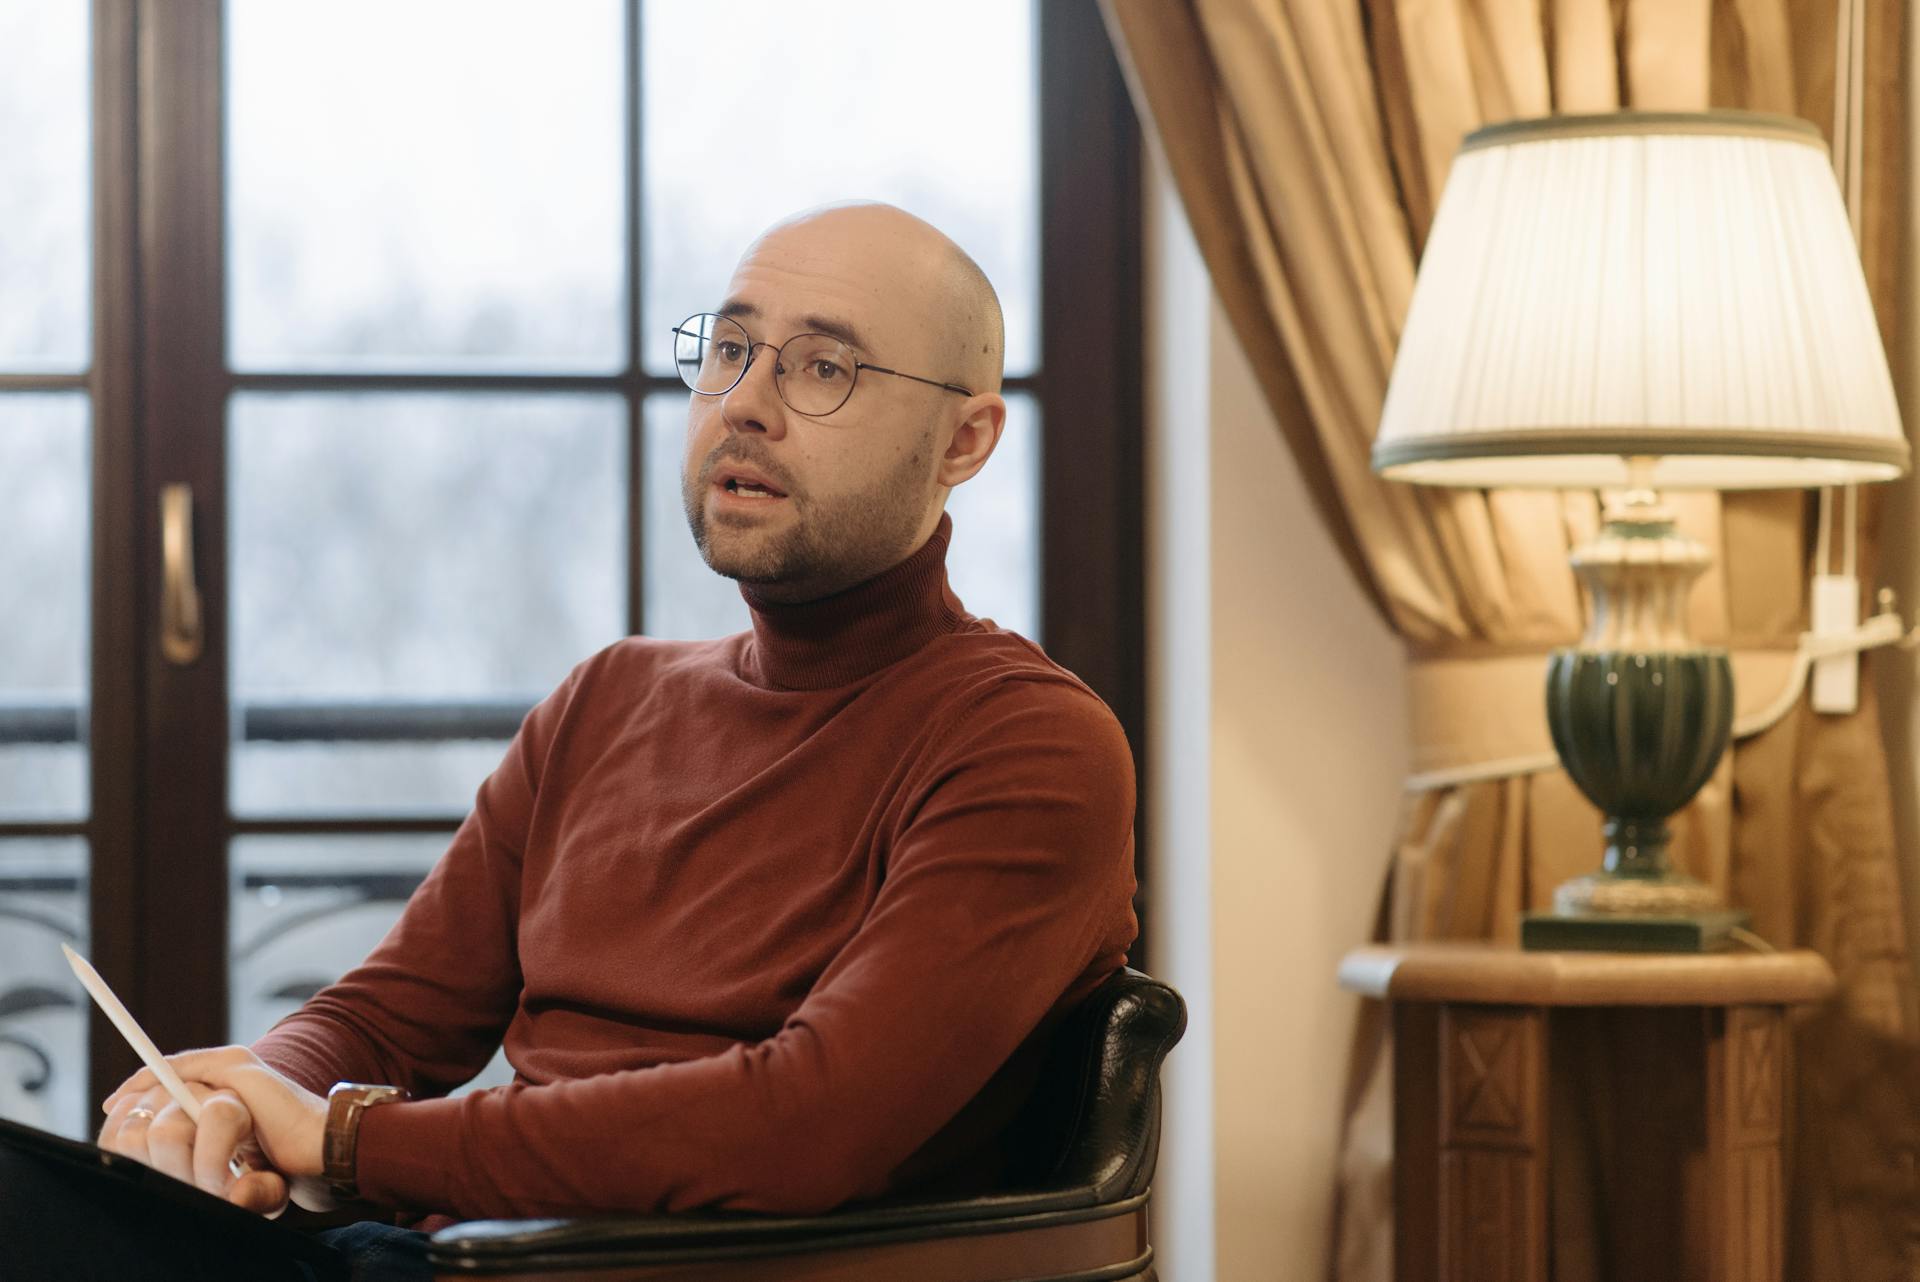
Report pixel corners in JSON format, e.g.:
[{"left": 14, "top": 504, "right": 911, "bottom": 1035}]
[{"left": 672, "top": 312, "right": 973, "bottom": 418}]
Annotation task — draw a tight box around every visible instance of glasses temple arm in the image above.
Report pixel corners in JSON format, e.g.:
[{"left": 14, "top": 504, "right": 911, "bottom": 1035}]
[{"left": 857, "top": 363, "right": 974, "bottom": 397}]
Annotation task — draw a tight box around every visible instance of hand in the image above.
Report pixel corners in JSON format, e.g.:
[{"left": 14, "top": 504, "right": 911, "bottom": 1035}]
[
  {"left": 98, "top": 1078, "right": 289, "bottom": 1215},
  {"left": 103, "top": 1048, "right": 329, "bottom": 1198}
]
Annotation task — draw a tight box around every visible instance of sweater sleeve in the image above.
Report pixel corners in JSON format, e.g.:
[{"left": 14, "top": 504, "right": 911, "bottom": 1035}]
[
  {"left": 349, "top": 677, "right": 1139, "bottom": 1219},
  {"left": 249, "top": 668, "right": 576, "bottom": 1098}
]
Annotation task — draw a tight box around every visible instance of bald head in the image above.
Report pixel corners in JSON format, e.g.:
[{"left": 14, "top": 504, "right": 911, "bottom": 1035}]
[
  {"left": 741, "top": 202, "right": 1005, "bottom": 395},
  {"left": 940, "top": 240, "right": 1005, "bottom": 396}
]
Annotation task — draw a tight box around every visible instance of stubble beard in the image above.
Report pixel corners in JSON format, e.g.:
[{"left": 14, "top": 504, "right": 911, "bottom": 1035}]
[{"left": 683, "top": 425, "right": 937, "bottom": 601}]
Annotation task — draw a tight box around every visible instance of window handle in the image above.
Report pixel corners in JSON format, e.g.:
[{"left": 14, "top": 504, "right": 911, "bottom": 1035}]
[{"left": 160, "top": 483, "right": 203, "bottom": 665}]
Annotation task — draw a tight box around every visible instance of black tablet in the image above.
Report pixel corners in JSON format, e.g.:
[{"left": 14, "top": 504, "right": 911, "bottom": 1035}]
[{"left": 0, "top": 1114, "right": 347, "bottom": 1279}]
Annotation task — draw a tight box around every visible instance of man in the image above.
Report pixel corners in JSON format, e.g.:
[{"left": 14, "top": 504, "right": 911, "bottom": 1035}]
[{"left": 3, "top": 203, "right": 1137, "bottom": 1278}]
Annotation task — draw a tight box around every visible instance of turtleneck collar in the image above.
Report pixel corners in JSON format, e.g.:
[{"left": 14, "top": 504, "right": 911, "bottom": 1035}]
[{"left": 738, "top": 512, "right": 965, "bottom": 691}]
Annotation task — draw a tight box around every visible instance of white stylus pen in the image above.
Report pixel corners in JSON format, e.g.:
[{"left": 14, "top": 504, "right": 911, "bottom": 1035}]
[
  {"left": 62, "top": 942, "right": 331, "bottom": 1214},
  {"left": 62, "top": 943, "right": 209, "bottom": 1124}
]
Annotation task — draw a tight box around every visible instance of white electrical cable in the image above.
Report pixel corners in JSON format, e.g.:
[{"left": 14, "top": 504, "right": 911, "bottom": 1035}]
[{"left": 1400, "top": 611, "right": 1915, "bottom": 793}]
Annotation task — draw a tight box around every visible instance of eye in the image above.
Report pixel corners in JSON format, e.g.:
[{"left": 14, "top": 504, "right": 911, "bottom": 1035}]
[
  {"left": 810, "top": 358, "right": 847, "bottom": 382},
  {"left": 715, "top": 341, "right": 746, "bottom": 362}
]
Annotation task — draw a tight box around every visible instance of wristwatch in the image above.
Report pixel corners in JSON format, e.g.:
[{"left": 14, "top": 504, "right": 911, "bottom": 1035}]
[{"left": 323, "top": 1082, "right": 408, "bottom": 1200}]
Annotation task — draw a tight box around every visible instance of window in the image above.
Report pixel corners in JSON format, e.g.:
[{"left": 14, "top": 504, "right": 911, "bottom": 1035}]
[{"left": 0, "top": 0, "right": 1140, "bottom": 1138}]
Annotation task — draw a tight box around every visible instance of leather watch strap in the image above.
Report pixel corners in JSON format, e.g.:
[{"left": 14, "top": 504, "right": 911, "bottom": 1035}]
[{"left": 323, "top": 1082, "right": 407, "bottom": 1199}]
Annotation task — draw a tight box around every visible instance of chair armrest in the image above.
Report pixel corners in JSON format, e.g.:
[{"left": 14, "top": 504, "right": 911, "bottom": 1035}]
[
  {"left": 432, "top": 1184, "right": 1102, "bottom": 1253},
  {"left": 428, "top": 1189, "right": 1147, "bottom": 1276}
]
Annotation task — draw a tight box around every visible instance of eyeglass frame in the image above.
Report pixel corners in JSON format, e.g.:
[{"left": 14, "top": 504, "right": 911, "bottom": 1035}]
[{"left": 671, "top": 312, "right": 974, "bottom": 417}]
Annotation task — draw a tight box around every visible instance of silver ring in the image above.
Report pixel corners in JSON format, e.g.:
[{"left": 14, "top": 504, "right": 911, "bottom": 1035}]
[{"left": 125, "top": 1106, "right": 156, "bottom": 1122}]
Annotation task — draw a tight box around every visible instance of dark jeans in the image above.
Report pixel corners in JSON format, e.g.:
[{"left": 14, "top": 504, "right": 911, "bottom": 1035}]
[
  {"left": 309, "top": 1222, "right": 434, "bottom": 1282},
  {"left": 0, "top": 1144, "right": 431, "bottom": 1281}
]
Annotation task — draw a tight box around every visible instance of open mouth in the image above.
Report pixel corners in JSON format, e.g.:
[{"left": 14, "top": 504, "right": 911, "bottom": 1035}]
[{"left": 718, "top": 475, "right": 788, "bottom": 501}]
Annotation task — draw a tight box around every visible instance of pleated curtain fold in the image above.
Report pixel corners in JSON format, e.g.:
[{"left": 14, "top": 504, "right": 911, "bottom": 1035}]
[{"left": 1099, "top": 1, "right": 1919, "bottom": 1277}]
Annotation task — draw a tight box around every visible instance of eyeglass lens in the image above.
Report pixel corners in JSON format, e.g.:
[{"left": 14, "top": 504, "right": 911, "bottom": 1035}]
[{"left": 673, "top": 313, "right": 858, "bottom": 416}]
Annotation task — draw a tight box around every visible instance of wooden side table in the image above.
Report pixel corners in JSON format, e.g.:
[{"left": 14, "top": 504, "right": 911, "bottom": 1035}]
[{"left": 1338, "top": 944, "right": 1835, "bottom": 1282}]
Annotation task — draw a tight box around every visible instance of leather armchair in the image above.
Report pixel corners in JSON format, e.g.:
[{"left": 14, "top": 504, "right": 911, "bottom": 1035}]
[{"left": 428, "top": 968, "right": 1187, "bottom": 1281}]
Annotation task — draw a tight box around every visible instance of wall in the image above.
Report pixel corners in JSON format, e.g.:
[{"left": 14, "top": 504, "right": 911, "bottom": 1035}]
[
  {"left": 1145, "top": 152, "right": 1412, "bottom": 1280},
  {"left": 1143, "top": 142, "right": 1217, "bottom": 1281}
]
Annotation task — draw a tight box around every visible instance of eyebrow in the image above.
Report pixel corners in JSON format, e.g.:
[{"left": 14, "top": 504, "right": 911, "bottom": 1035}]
[{"left": 716, "top": 300, "right": 871, "bottom": 355}]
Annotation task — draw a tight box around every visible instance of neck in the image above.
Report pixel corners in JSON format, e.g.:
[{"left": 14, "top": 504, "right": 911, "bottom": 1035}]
[{"left": 738, "top": 512, "right": 963, "bottom": 690}]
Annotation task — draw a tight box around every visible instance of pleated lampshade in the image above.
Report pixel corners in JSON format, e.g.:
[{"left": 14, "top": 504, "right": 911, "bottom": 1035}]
[{"left": 1372, "top": 111, "right": 1909, "bottom": 490}]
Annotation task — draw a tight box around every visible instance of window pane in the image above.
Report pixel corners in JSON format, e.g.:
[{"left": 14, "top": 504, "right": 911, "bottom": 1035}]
[
  {"left": 945, "top": 394, "right": 1039, "bottom": 641},
  {"left": 227, "top": 0, "right": 625, "bottom": 372},
  {"left": 0, "top": 2, "right": 89, "bottom": 372},
  {"left": 642, "top": 392, "right": 1038, "bottom": 642},
  {"left": 0, "top": 839, "right": 88, "bottom": 1139},
  {"left": 0, "top": 394, "right": 89, "bottom": 820},
  {"left": 230, "top": 835, "right": 515, "bottom": 1092},
  {"left": 642, "top": 0, "right": 1038, "bottom": 377},
  {"left": 229, "top": 393, "right": 626, "bottom": 815},
  {"left": 642, "top": 392, "right": 749, "bottom": 641}
]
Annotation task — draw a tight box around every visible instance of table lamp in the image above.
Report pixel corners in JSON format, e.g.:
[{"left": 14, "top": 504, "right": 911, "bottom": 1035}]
[{"left": 1372, "top": 112, "right": 1909, "bottom": 950}]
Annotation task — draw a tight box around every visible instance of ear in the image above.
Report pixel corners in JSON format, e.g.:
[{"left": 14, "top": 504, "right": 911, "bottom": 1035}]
[{"left": 935, "top": 394, "right": 1007, "bottom": 489}]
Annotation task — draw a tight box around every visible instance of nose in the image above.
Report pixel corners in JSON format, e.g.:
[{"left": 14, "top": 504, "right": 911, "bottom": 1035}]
[{"left": 718, "top": 341, "right": 787, "bottom": 438}]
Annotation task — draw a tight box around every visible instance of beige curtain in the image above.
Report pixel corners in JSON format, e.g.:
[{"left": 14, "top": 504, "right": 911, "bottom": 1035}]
[{"left": 1100, "top": 1, "right": 1919, "bottom": 1278}]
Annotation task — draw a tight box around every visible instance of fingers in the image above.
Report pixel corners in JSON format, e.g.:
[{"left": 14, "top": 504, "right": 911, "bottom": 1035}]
[
  {"left": 98, "top": 1084, "right": 174, "bottom": 1159},
  {"left": 104, "top": 1045, "right": 256, "bottom": 1113},
  {"left": 99, "top": 1082, "right": 264, "bottom": 1201},
  {"left": 191, "top": 1090, "right": 254, "bottom": 1195},
  {"left": 144, "top": 1092, "right": 204, "bottom": 1185},
  {"left": 96, "top": 1046, "right": 318, "bottom": 1213},
  {"left": 226, "top": 1166, "right": 291, "bottom": 1216}
]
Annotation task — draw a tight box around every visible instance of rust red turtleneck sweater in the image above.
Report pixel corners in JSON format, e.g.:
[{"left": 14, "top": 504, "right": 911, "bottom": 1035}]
[{"left": 250, "top": 514, "right": 1139, "bottom": 1223}]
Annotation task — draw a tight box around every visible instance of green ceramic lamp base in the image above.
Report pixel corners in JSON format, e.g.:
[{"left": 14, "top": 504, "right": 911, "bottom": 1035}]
[
  {"left": 1531, "top": 486, "right": 1743, "bottom": 954},
  {"left": 1521, "top": 907, "right": 1751, "bottom": 953}
]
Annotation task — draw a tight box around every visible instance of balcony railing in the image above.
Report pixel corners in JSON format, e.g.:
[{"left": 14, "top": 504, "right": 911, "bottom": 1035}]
[
  {"left": 0, "top": 696, "right": 520, "bottom": 1133},
  {"left": 0, "top": 866, "right": 432, "bottom": 1135},
  {"left": 0, "top": 696, "right": 539, "bottom": 745}
]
